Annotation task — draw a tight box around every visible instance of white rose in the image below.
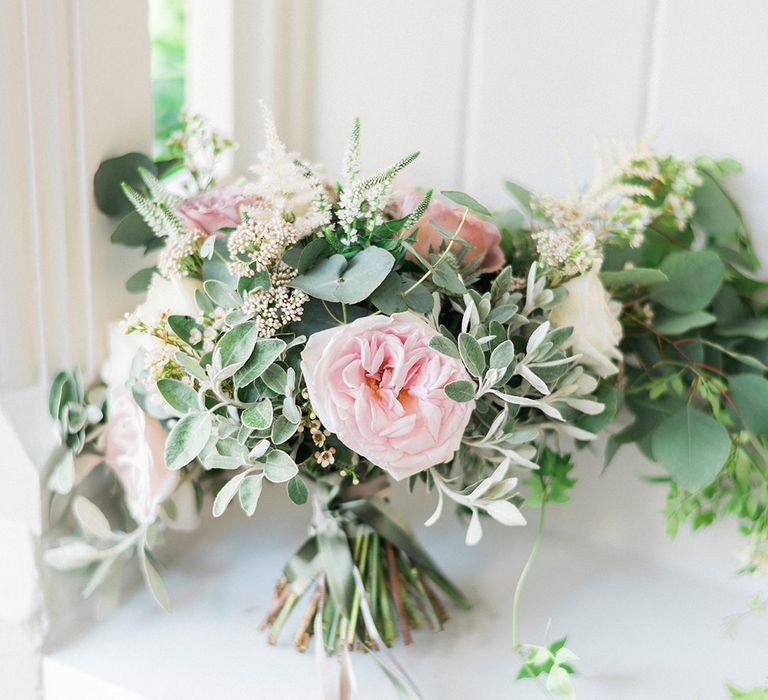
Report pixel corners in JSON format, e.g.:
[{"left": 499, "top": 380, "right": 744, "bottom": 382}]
[
  {"left": 549, "top": 269, "right": 623, "bottom": 378},
  {"left": 102, "top": 274, "right": 203, "bottom": 391}
]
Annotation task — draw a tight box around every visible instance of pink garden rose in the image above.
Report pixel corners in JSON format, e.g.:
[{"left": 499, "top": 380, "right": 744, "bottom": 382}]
[
  {"left": 397, "top": 192, "right": 505, "bottom": 273},
  {"left": 102, "top": 389, "right": 179, "bottom": 525},
  {"left": 175, "top": 185, "right": 257, "bottom": 237},
  {"left": 301, "top": 313, "right": 475, "bottom": 480}
]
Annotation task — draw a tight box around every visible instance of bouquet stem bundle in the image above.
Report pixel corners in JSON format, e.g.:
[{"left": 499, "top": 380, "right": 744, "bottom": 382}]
[{"left": 262, "top": 481, "right": 469, "bottom": 655}]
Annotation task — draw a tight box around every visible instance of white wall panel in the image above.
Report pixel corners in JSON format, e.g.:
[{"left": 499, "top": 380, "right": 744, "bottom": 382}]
[
  {"left": 647, "top": 0, "right": 768, "bottom": 257},
  {"left": 312, "top": 0, "right": 473, "bottom": 187},
  {"left": 464, "top": 0, "right": 655, "bottom": 206}
]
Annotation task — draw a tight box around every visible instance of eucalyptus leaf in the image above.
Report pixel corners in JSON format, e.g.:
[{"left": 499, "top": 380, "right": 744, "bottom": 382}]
[
  {"left": 441, "top": 190, "right": 491, "bottom": 217},
  {"left": 504, "top": 180, "right": 533, "bottom": 214},
  {"left": 600, "top": 268, "right": 668, "bottom": 287},
  {"left": 111, "top": 210, "right": 157, "bottom": 247},
  {"left": 291, "top": 246, "right": 395, "bottom": 304},
  {"left": 650, "top": 406, "right": 730, "bottom": 491},
  {"left": 654, "top": 311, "right": 716, "bottom": 335},
  {"left": 728, "top": 374, "right": 768, "bottom": 435},
  {"left": 651, "top": 251, "right": 725, "bottom": 313},
  {"left": 125, "top": 267, "right": 156, "bottom": 294},
  {"left": 94, "top": 152, "right": 156, "bottom": 217},
  {"left": 718, "top": 317, "right": 768, "bottom": 340}
]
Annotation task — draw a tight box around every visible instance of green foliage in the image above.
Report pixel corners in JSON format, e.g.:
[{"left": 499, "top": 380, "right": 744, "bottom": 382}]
[
  {"left": 524, "top": 450, "right": 577, "bottom": 508},
  {"left": 516, "top": 638, "right": 578, "bottom": 699},
  {"left": 94, "top": 153, "right": 157, "bottom": 217}
]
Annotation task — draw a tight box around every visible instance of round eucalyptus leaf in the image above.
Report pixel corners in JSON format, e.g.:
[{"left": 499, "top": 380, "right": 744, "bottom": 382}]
[
  {"left": 650, "top": 407, "right": 730, "bottom": 491},
  {"left": 94, "top": 152, "right": 156, "bottom": 217},
  {"left": 651, "top": 250, "right": 725, "bottom": 313},
  {"left": 728, "top": 374, "right": 768, "bottom": 436}
]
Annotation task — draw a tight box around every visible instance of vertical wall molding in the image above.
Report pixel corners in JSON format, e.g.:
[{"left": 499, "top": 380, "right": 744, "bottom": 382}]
[{"left": 639, "top": 0, "right": 667, "bottom": 137}]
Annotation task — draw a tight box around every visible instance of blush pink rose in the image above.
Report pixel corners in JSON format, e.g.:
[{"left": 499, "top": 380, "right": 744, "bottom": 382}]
[
  {"left": 397, "top": 192, "right": 505, "bottom": 273},
  {"left": 102, "top": 389, "right": 179, "bottom": 525},
  {"left": 175, "top": 185, "right": 256, "bottom": 237},
  {"left": 301, "top": 313, "right": 474, "bottom": 480}
]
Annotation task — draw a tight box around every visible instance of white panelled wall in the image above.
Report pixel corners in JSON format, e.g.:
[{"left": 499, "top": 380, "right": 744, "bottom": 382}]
[
  {"left": 2, "top": 0, "right": 768, "bottom": 697},
  {"left": 0, "top": 1, "right": 153, "bottom": 698}
]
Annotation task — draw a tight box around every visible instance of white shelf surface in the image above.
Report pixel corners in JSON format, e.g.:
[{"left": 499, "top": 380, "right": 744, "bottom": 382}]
[{"left": 42, "top": 451, "right": 768, "bottom": 699}]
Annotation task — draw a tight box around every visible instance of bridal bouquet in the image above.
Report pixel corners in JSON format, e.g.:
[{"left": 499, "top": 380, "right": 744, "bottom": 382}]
[{"left": 45, "top": 107, "right": 767, "bottom": 698}]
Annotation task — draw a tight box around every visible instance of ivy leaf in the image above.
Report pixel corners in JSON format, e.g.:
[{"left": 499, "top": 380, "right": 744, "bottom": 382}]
[{"left": 650, "top": 406, "right": 730, "bottom": 491}]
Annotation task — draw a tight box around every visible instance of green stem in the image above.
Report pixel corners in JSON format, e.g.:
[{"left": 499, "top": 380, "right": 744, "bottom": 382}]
[
  {"left": 512, "top": 504, "right": 546, "bottom": 651},
  {"left": 320, "top": 299, "right": 344, "bottom": 325}
]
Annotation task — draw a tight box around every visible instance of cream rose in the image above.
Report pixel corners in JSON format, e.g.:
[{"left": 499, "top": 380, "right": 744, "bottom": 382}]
[{"left": 549, "top": 269, "right": 623, "bottom": 378}]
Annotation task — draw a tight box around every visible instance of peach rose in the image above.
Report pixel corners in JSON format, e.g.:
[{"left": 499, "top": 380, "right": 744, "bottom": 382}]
[
  {"left": 102, "top": 389, "right": 179, "bottom": 525},
  {"left": 301, "top": 313, "right": 474, "bottom": 480},
  {"left": 397, "top": 192, "right": 504, "bottom": 273},
  {"left": 175, "top": 185, "right": 256, "bottom": 237}
]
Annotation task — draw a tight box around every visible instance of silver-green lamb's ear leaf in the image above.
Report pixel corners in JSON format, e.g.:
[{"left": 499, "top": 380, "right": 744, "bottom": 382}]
[
  {"left": 241, "top": 399, "right": 273, "bottom": 430},
  {"left": 291, "top": 246, "right": 395, "bottom": 304},
  {"left": 140, "top": 548, "right": 170, "bottom": 612},
  {"left": 44, "top": 541, "right": 101, "bottom": 570},
  {"left": 271, "top": 415, "right": 298, "bottom": 444},
  {"left": 489, "top": 339, "right": 515, "bottom": 369},
  {"left": 212, "top": 472, "right": 249, "bottom": 517},
  {"left": 440, "top": 190, "right": 491, "bottom": 217},
  {"left": 650, "top": 406, "right": 730, "bottom": 491},
  {"left": 216, "top": 322, "right": 259, "bottom": 371},
  {"left": 47, "top": 446, "right": 75, "bottom": 494},
  {"left": 287, "top": 475, "right": 308, "bottom": 505},
  {"left": 458, "top": 333, "right": 486, "bottom": 378},
  {"left": 233, "top": 338, "right": 286, "bottom": 388},
  {"left": 165, "top": 413, "right": 213, "bottom": 470},
  {"left": 261, "top": 364, "right": 288, "bottom": 394},
  {"left": 175, "top": 352, "right": 207, "bottom": 381},
  {"left": 429, "top": 335, "right": 460, "bottom": 359},
  {"left": 204, "top": 279, "right": 241, "bottom": 309},
  {"left": 444, "top": 380, "right": 475, "bottom": 403},
  {"left": 238, "top": 474, "right": 264, "bottom": 516},
  {"left": 650, "top": 250, "right": 725, "bottom": 314},
  {"left": 157, "top": 378, "right": 200, "bottom": 413},
  {"left": 264, "top": 450, "right": 298, "bottom": 483},
  {"left": 73, "top": 496, "right": 113, "bottom": 540}
]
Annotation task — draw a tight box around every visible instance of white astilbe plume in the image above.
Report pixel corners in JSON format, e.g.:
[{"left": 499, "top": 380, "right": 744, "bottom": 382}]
[{"left": 249, "top": 103, "right": 330, "bottom": 239}]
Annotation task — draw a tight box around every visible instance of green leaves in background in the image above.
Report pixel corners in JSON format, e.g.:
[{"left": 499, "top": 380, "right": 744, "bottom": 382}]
[
  {"left": 157, "top": 378, "right": 199, "bottom": 413},
  {"left": 693, "top": 170, "right": 744, "bottom": 242},
  {"left": 441, "top": 190, "right": 492, "bottom": 217},
  {"left": 111, "top": 211, "right": 158, "bottom": 248},
  {"left": 651, "top": 406, "right": 731, "bottom": 491},
  {"left": 651, "top": 250, "right": 725, "bottom": 314},
  {"left": 125, "top": 266, "right": 157, "bottom": 294},
  {"left": 291, "top": 246, "right": 395, "bottom": 304},
  {"left": 599, "top": 267, "right": 667, "bottom": 288},
  {"left": 94, "top": 152, "right": 156, "bottom": 217},
  {"left": 728, "top": 374, "right": 768, "bottom": 435}
]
